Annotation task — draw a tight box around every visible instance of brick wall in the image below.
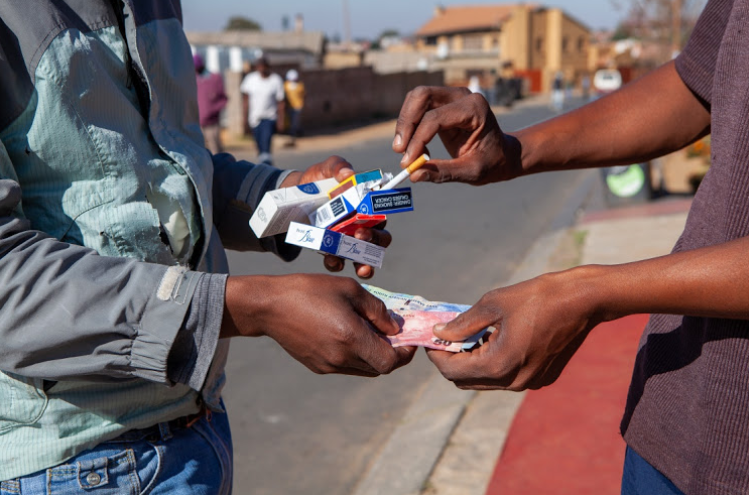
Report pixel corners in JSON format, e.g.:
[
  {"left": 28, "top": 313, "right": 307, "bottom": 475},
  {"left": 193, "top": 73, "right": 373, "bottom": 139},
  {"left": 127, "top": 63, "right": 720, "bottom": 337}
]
[{"left": 223, "top": 67, "right": 444, "bottom": 136}]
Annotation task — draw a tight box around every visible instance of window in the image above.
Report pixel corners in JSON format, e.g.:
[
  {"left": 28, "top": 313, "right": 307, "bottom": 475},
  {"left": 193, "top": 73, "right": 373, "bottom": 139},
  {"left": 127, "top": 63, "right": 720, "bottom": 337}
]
[
  {"left": 562, "top": 36, "right": 569, "bottom": 53},
  {"left": 536, "top": 37, "right": 543, "bottom": 52},
  {"left": 425, "top": 36, "right": 438, "bottom": 46},
  {"left": 463, "top": 34, "right": 484, "bottom": 51},
  {"left": 578, "top": 36, "right": 586, "bottom": 52}
]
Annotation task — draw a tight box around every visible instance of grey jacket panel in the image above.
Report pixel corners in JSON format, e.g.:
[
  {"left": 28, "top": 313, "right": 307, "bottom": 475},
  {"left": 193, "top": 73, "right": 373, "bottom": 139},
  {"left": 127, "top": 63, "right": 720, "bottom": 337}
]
[
  {"left": 0, "top": 177, "right": 202, "bottom": 384},
  {"left": 0, "top": 1, "right": 117, "bottom": 131}
]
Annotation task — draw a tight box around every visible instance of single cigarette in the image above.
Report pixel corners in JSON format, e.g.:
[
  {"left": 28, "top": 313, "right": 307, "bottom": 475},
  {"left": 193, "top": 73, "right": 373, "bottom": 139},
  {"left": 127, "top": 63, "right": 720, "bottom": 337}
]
[{"left": 380, "top": 154, "right": 430, "bottom": 190}]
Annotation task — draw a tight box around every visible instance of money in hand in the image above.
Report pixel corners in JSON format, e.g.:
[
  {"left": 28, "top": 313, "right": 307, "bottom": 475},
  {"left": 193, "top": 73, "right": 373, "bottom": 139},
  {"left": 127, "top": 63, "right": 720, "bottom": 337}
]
[{"left": 387, "top": 310, "right": 464, "bottom": 352}]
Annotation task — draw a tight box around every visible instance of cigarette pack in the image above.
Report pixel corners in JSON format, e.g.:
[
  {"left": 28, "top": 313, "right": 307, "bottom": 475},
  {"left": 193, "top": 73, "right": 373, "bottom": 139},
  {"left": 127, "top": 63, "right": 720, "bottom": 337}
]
[
  {"left": 357, "top": 188, "right": 414, "bottom": 215},
  {"left": 285, "top": 222, "right": 385, "bottom": 268},
  {"left": 327, "top": 170, "right": 385, "bottom": 198},
  {"left": 329, "top": 213, "right": 387, "bottom": 236},
  {"left": 250, "top": 178, "right": 339, "bottom": 238}
]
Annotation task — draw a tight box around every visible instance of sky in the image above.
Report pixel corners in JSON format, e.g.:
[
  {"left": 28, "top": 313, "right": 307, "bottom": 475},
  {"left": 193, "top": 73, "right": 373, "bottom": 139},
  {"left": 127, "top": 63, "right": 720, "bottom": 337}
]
[{"left": 181, "top": 0, "right": 626, "bottom": 39}]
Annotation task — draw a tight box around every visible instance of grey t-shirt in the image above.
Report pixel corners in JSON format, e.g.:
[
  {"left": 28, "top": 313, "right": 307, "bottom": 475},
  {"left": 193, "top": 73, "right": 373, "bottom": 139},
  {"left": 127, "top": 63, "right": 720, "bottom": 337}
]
[{"left": 621, "top": 0, "right": 749, "bottom": 493}]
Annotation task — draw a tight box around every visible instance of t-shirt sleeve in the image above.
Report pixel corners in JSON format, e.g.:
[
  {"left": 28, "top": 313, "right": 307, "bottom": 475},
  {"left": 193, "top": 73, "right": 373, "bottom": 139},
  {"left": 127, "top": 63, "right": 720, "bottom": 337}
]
[
  {"left": 240, "top": 74, "right": 252, "bottom": 94},
  {"left": 675, "top": 0, "right": 733, "bottom": 105}
]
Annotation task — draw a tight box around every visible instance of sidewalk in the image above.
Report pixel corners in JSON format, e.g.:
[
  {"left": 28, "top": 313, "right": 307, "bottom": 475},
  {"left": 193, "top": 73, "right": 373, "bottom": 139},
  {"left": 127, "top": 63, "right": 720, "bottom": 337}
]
[{"left": 474, "top": 199, "right": 690, "bottom": 495}]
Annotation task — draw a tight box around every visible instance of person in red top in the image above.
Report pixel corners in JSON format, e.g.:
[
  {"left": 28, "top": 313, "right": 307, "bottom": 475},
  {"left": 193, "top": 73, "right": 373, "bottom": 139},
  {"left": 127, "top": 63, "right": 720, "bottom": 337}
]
[{"left": 194, "top": 53, "right": 228, "bottom": 154}]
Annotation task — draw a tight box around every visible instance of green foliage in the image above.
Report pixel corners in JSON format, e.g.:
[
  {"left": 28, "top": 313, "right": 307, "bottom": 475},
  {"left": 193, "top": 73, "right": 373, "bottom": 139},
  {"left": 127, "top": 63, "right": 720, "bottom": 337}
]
[{"left": 224, "top": 16, "right": 262, "bottom": 31}]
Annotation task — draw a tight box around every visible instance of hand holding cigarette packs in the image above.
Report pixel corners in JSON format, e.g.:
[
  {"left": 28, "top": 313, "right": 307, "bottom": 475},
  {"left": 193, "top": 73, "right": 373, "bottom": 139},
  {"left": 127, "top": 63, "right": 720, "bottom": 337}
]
[{"left": 249, "top": 154, "right": 430, "bottom": 268}]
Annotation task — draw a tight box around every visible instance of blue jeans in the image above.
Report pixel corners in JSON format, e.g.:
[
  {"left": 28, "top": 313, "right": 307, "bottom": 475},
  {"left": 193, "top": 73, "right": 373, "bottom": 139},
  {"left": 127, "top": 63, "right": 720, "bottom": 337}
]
[
  {"left": 252, "top": 119, "right": 276, "bottom": 165},
  {"left": 288, "top": 109, "right": 302, "bottom": 138},
  {"left": 1, "top": 410, "right": 233, "bottom": 495},
  {"left": 622, "top": 446, "right": 684, "bottom": 495}
]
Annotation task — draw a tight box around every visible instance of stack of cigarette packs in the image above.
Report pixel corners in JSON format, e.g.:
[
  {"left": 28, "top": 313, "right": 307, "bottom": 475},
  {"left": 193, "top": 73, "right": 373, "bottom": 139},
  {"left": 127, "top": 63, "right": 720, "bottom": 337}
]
[{"left": 248, "top": 169, "right": 415, "bottom": 268}]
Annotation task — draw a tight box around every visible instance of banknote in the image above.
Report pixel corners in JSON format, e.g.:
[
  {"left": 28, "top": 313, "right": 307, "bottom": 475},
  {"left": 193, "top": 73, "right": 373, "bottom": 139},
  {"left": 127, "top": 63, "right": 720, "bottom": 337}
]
[
  {"left": 387, "top": 310, "right": 465, "bottom": 352},
  {"left": 363, "top": 285, "right": 488, "bottom": 352}
]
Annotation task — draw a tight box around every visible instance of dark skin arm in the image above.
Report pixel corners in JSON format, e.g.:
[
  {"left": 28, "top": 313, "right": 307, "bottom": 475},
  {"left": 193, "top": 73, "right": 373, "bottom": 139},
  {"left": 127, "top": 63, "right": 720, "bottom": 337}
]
[
  {"left": 222, "top": 274, "right": 415, "bottom": 377},
  {"left": 393, "top": 61, "right": 710, "bottom": 184},
  {"left": 390, "top": 61, "right": 741, "bottom": 391}
]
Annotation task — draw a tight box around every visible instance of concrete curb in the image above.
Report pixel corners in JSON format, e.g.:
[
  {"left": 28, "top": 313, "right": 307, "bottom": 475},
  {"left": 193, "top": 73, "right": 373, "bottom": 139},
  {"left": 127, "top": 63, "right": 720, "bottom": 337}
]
[{"left": 352, "top": 169, "right": 600, "bottom": 495}]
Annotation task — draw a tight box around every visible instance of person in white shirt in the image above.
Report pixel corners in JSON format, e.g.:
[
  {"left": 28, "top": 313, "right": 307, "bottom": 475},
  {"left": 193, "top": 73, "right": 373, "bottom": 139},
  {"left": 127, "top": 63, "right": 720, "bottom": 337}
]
[{"left": 240, "top": 57, "right": 285, "bottom": 164}]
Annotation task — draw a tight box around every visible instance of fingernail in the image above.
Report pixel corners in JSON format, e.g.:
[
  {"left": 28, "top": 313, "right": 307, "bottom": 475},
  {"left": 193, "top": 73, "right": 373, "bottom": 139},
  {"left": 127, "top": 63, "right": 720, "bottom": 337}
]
[
  {"left": 400, "top": 153, "right": 410, "bottom": 167},
  {"left": 434, "top": 324, "right": 446, "bottom": 333},
  {"left": 355, "top": 229, "right": 373, "bottom": 242},
  {"left": 393, "top": 134, "right": 402, "bottom": 148}
]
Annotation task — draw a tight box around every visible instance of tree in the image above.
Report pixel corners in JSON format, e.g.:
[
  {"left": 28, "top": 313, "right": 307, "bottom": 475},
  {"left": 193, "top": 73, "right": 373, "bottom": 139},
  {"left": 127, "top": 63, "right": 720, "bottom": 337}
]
[
  {"left": 379, "top": 29, "right": 400, "bottom": 40},
  {"left": 224, "top": 16, "right": 262, "bottom": 31}
]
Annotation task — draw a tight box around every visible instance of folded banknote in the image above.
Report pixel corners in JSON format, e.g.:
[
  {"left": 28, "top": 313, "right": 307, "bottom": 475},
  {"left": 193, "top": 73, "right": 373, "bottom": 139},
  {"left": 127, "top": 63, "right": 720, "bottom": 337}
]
[
  {"left": 388, "top": 310, "right": 465, "bottom": 352},
  {"left": 363, "top": 285, "right": 487, "bottom": 352}
]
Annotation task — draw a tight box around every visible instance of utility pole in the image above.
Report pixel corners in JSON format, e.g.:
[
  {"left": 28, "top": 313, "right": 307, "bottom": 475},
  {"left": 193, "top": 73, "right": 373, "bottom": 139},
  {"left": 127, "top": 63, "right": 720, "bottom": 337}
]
[
  {"left": 672, "top": 0, "right": 682, "bottom": 56},
  {"left": 342, "top": 0, "right": 352, "bottom": 50}
]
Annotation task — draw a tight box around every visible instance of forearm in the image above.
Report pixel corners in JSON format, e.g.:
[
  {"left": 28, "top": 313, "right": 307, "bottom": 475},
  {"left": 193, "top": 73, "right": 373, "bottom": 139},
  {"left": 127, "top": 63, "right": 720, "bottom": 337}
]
[
  {"left": 514, "top": 61, "right": 711, "bottom": 176},
  {"left": 570, "top": 236, "right": 749, "bottom": 322}
]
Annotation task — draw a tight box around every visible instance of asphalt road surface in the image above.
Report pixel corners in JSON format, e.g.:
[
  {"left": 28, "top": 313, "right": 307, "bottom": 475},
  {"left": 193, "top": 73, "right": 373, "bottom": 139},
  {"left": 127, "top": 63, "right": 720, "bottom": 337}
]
[{"left": 222, "top": 98, "right": 590, "bottom": 495}]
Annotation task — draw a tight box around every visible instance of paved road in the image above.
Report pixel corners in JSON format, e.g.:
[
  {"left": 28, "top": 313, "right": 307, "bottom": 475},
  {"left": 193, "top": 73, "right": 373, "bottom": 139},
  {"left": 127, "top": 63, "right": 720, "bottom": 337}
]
[{"left": 222, "top": 98, "right": 589, "bottom": 495}]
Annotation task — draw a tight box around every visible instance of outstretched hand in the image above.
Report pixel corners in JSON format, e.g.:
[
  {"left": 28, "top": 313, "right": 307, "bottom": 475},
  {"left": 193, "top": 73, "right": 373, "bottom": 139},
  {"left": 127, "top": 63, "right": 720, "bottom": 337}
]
[
  {"left": 223, "top": 274, "right": 416, "bottom": 376},
  {"left": 427, "top": 269, "right": 606, "bottom": 390},
  {"left": 392, "top": 86, "right": 522, "bottom": 185}
]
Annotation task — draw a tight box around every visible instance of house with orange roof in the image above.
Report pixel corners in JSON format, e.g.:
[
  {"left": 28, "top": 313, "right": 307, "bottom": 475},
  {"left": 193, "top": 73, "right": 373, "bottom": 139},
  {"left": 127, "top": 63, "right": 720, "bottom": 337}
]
[{"left": 416, "top": 4, "right": 592, "bottom": 93}]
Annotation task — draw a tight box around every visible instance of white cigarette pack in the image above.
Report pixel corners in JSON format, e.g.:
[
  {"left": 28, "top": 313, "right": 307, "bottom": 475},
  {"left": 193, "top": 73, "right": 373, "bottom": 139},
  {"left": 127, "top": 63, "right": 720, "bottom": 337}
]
[
  {"left": 250, "top": 178, "right": 339, "bottom": 238},
  {"left": 285, "top": 222, "right": 385, "bottom": 268}
]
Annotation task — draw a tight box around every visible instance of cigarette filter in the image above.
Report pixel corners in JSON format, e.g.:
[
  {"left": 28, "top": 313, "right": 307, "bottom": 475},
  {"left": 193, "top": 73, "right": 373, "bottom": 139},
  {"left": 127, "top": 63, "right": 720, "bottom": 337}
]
[{"left": 327, "top": 169, "right": 385, "bottom": 199}]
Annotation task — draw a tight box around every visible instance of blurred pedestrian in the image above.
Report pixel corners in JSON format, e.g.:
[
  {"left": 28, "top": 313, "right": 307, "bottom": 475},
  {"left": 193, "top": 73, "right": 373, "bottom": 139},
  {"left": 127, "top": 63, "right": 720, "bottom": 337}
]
[
  {"left": 194, "top": 53, "right": 227, "bottom": 154},
  {"left": 240, "top": 57, "right": 285, "bottom": 164},
  {"left": 284, "top": 69, "right": 306, "bottom": 148},
  {"left": 551, "top": 71, "right": 565, "bottom": 112}
]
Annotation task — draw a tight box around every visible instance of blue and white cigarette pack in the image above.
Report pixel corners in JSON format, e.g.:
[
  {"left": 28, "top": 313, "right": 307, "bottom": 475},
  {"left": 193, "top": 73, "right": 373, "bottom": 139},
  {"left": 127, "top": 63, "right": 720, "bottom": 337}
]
[
  {"left": 285, "top": 222, "right": 385, "bottom": 268},
  {"left": 357, "top": 188, "right": 414, "bottom": 215},
  {"left": 310, "top": 182, "right": 371, "bottom": 229}
]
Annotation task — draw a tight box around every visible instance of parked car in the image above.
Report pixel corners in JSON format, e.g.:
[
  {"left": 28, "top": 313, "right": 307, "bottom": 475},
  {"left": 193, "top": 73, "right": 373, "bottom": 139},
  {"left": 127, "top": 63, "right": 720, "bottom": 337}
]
[{"left": 593, "top": 69, "right": 623, "bottom": 95}]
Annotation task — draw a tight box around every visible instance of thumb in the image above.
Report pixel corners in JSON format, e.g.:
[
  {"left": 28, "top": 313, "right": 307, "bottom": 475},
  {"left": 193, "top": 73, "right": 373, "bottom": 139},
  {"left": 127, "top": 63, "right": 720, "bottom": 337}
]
[
  {"left": 352, "top": 288, "right": 399, "bottom": 336},
  {"left": 434, "top": 307, "right": 494, "bottom": 342}
]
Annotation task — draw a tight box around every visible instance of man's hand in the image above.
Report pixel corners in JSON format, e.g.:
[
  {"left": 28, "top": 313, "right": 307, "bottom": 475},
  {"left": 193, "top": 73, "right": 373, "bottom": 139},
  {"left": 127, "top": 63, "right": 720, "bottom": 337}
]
[
  {"left": 392, "top": 86, "right": 521, "bottom": 185},
  {"left": 281, "top": 156, "right": 392, "bottom": 279},
  {"left": 222, "top": 274, "right": 415, "bottom": 376},
  {"left": 426, "top": 269, "right": 606, "bottom": 390}
]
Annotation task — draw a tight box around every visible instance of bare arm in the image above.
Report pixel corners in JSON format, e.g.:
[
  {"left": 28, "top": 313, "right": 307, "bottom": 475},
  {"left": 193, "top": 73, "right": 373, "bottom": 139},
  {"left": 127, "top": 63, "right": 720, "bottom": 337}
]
[
  {"left": 427, "top": 235, "right": 749, "bottom": 391},
  {"left": 393, "top": 61, "right": 711, "bottom": 184},
  {"left": 517, "top": 61, "right": 710, "bottom": 175}
]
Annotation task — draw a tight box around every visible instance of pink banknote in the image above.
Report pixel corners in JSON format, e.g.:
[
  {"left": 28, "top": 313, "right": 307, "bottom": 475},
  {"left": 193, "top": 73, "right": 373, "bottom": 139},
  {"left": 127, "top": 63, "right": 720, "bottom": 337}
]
[{"left": 387, "top": 310, "right": 464, "bottom": 352}]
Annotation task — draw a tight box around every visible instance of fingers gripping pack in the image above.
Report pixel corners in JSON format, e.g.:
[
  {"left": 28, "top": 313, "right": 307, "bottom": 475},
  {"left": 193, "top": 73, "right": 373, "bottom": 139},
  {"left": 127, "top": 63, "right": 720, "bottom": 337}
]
[
  {"left": 285, "top": 222, "right": 385, "bottom": 268},
  {"left": 250, "top": 178, "right": 338, "bottom": 238}
]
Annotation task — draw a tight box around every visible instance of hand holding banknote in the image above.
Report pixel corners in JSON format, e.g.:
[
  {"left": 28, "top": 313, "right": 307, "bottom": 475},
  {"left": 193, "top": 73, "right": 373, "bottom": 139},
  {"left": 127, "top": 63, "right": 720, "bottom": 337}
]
[
  {"left": 425, "top": 273, "right": 604, "bottom": 391},
  {"left": 280, "top": 155, "right": 392, "bottom": 279},
  {"left": 222, "top": 275, "right": 415, "bottom": 376}
]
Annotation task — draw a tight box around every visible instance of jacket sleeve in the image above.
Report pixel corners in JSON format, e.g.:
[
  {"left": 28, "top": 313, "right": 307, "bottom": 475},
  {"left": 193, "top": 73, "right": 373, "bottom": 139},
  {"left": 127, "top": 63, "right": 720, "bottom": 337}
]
[
  {"left": 0, "top": 140, "right": 210, "bottom": 386},
  {"left": 211, "top": 152, "right": 301, "bottom": 261}
]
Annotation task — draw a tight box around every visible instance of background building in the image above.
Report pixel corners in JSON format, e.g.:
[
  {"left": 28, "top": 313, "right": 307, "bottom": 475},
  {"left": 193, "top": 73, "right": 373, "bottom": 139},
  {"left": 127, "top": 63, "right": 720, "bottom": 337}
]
[{"left": 415, "top": 4, "right": 592, "bottom": 92}]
